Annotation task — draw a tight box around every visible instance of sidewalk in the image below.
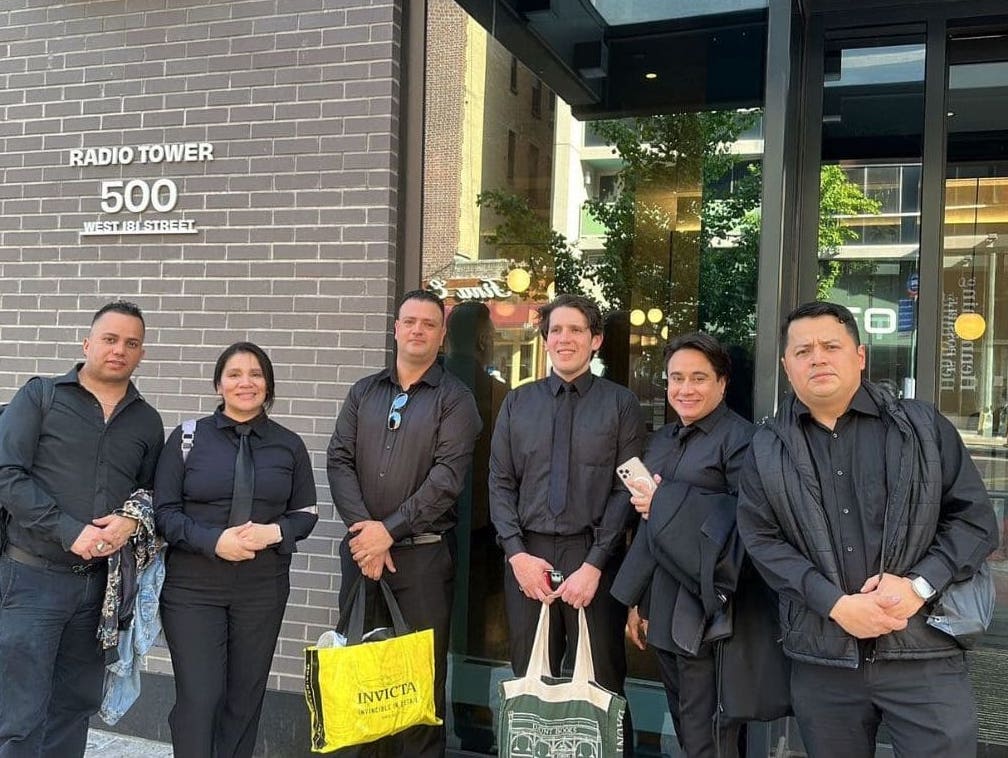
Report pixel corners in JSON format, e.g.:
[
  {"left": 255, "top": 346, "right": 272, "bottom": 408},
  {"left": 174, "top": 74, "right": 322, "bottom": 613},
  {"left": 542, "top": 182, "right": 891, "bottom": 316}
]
[{"left": 86, "top": 728, "right": 173, "bottom": 757}]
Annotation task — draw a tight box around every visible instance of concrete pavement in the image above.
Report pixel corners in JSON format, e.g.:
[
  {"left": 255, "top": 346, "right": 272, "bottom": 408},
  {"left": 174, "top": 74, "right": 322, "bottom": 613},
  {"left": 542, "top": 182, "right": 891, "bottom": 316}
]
[{"left": 85, "top": 729, "right": 173, "bottom": 757}]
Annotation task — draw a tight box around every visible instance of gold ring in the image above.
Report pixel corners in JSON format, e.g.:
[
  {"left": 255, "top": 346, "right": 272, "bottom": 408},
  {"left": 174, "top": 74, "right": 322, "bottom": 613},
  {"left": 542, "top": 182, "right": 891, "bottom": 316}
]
[{"left": 96, "top": 541, "right": 106, "bottom": 551}]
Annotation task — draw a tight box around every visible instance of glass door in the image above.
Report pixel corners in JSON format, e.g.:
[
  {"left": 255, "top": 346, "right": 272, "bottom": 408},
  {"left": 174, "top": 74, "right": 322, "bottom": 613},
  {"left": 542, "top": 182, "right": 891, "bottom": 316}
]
[
  {"left": 940, "top": 26, "right": 1008, "bottom": 751},
  {"left": 815, "top": 33, "right": 926, "bottom": 398}
]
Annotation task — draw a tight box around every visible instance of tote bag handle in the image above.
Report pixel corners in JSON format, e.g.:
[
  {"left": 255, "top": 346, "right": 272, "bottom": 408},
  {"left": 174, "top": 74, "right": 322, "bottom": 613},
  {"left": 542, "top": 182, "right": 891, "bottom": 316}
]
[
  {"left": 337, "top": 576, "right": 411, "bottom": 644},
  {"left": 525, "top": 603, "right": 597, "bottom": 684}
]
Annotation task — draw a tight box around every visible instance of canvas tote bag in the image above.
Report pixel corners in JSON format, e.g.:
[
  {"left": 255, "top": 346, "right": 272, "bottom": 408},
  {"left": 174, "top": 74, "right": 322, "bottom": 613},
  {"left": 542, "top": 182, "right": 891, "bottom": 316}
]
[{"left": 498, "top": 603, "right": 626, "bottom": 757}]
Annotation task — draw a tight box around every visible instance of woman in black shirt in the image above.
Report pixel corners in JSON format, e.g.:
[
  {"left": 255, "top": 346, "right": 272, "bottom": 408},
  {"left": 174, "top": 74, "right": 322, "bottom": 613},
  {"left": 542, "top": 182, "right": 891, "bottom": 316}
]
[{"left": 155, "top": 342, "right": 317, "bottom": 758}]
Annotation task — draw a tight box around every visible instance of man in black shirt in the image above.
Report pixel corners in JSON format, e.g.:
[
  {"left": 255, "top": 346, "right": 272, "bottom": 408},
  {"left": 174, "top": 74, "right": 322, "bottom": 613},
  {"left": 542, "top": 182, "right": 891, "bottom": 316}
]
[
  {"left": 737, "top": 301, "right": 998, "bottom": 757},
  {"left": 327, "top": 289, "right": 480, "bottom": 758},
  {"left": 0, "top": 300, "right": 165, "bottom": 757},
  {"left": 489, "top": 294, "right": 644, "bottom": 751}
]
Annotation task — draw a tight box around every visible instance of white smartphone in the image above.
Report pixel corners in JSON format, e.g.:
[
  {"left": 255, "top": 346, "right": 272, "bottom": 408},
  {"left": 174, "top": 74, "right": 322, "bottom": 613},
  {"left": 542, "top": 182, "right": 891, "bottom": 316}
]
[{"left": 616, "top": 456, "right": 657, "bottom": 495}]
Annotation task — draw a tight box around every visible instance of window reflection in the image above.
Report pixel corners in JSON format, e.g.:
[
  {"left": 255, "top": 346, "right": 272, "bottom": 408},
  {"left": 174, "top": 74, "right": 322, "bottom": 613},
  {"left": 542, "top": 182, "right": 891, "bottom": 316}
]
[
  {"left": 422, "top": 1, "right": 761, "bottom": 752},
  {"left": 941, "top": 34, "right": 1008, "bottom": 746},
  {"left": 817, "top": 39, "right": 925, "bottom": 399}
]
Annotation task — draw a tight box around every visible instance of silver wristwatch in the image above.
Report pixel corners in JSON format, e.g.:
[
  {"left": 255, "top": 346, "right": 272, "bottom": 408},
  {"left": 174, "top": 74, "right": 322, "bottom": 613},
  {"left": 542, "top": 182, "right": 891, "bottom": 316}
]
[{"left": 910, "top": 575, "right": 936, "bottom": 601}]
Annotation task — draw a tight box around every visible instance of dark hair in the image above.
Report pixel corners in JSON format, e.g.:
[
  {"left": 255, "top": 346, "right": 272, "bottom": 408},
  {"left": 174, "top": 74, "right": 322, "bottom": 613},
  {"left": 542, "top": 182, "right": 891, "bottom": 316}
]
[
  {"left": 398, "top": 289, "right": 445, "bottom": 319},
  {"left": 782, "top": 301, "right": 861, "bottom": 347},
  {"left": 213, "top": 342, "right": 276, "bottom": 411},
  {"left": 92, "top": 300, "right": 145, "bottom": 334},
  {"left": 445, "top": 301, "right": 494, "bottom": 353},
  {"left": 537, "top": 294, "right": 603, "bottom": 339},
  {"left": 663, "top": 332, "right": 732, "bottom": 380}
]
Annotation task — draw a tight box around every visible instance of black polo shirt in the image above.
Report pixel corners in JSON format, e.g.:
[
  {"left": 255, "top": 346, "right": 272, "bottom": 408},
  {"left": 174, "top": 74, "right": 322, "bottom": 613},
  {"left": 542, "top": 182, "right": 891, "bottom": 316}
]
[
  {"left": 0, "top": 365, "right": 164, "bottom": 565},
  {"left": 327, "top": 362, "right": 481, "bottom": 540},
  {"left": 154, "top": 408, "right": 317, "bottom": 558},
  {"left": 489, "top": 370, "right": 645, "bottom": 569}
]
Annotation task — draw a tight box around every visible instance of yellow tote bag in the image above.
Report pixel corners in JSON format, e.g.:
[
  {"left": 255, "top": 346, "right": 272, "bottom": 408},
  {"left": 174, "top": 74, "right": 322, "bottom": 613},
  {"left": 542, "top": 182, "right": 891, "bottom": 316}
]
[{"left": 304, "top": 578, "right": 441, "bottom": 753}]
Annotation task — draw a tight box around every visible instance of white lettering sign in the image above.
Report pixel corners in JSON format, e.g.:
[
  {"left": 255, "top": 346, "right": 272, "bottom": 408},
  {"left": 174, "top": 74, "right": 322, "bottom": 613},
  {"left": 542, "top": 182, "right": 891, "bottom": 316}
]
[
  {"left": 69, "top": 142, "right": 213, "bottom": 167},
  {"left": 427, "top": 278, "right": 514, "bottom": 301},
  {"left": 72, "top": 144, "right": 213, "bottom": 237},
  {"left": 845, "top": 306, "right": 897, "bottom": 336},
  {"left": 940, "top": 293, "right": 957, "bottom": 391}
]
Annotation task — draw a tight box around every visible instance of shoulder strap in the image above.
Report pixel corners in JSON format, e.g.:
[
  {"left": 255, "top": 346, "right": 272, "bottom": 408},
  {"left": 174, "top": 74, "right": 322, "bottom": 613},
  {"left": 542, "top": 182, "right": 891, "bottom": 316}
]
[
  {"left": 36, "top": 377, "right": 56, "bottom": 416},
  {"left": 181, "top": 419, "right": 197, "bottom": 462}
]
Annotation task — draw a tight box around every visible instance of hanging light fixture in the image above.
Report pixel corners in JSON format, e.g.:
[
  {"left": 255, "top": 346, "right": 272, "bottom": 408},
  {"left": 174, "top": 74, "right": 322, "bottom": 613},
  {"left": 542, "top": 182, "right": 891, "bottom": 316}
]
[
  {"left": 505, "top": 268, "right": 531, "bottom": 294},
  {"left": 954, "top": 312, "right": 986, "bottom": 341}
]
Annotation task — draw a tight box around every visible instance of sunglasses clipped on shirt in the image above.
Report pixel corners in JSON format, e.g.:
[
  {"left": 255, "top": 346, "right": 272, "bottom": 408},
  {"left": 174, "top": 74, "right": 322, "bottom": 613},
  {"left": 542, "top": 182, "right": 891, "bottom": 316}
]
[{"left": 387, "top": 391, "right": 409, "bottom": 431}]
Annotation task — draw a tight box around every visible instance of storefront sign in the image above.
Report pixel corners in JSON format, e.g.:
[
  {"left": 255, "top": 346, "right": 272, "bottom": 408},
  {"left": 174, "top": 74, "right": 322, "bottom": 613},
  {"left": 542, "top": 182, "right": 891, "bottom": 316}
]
[
  {"left": 74, "top": 142, "right": 212, "bottom": 237},
  {"left": 940, "top": 293, "right": 958, "bottom": 392},
  {"left": 958, "top": 276, "right": 978, "bottom": 391},
  {"left": 939, "top": 275, "right": 981, "bottom": 411},
  {"left": 426, "top": 278, "right": 514, "bottom": 301},
  {"left": 844, "top": 305, "right": 898, "bottom": 335}
]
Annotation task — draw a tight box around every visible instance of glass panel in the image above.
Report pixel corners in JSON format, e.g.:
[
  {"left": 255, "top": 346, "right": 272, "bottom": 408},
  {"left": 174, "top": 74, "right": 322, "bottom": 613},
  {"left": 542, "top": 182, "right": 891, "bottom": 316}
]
[
  {"left": 591, "top": 0, "right": 767, "bottom": 26},
  {"left": 421, "top": 1, "right": 763, "bottom": 752},
  {"left": 941, "top": 31, "right": 1008, "bottom": 751},
  {"left": 817, "top": 39, "right": 925, "bottom": 399}
]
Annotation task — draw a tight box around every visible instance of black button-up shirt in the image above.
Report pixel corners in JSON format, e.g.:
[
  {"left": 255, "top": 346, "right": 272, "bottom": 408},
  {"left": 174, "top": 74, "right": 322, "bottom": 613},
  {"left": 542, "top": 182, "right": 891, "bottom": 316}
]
[
  {"left": 489, "top": 370, "right": 645, "bottom": 569},
  {"left": 799, "top": 386, "right": 883, "bottom": 594},
  {"left": 327, "top": 363, "right": 481, "bottom": 539},
  {"left": 644, "top": 402, "right": 753, "bottom": 495},
  {"left": 0, "top": 365, "right": 164, "bottom": 565},
  {"left": 154, "top": 409, "right": 317, "bottom": 558}
]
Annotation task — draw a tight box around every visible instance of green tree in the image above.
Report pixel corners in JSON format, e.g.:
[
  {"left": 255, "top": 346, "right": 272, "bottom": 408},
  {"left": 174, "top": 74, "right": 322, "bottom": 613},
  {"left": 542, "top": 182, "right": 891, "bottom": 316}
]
[
  {"left": 476, "top": 114, "right": 880, "bottom": 350},
  {"left": 584, "top": 112, "right": 755, "bottom": 319},
  {"left": 583, "top": 115, "right": 881, "bottom": 347},
  {"left": 816, "top": 164, "right": 882, "bottom": 299},
  {"left": 475, "top": 189, "right": 588, "bottom": 299}
]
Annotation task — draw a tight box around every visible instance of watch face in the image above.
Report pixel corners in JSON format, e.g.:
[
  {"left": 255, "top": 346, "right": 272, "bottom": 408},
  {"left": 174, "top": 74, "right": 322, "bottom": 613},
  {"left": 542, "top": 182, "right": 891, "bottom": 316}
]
[{"left": 913, "top": 576, "right": 935, "bottom": 600}]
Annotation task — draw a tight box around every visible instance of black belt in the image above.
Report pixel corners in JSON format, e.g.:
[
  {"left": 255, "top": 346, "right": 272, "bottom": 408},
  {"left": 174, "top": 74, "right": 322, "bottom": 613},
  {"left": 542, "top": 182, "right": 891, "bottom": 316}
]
[
  {"left": 394, "top": 533, "right": 443, "bottom": 547},
  {"left": 3, "top": 544, "right": 106, "bottom": 576}
]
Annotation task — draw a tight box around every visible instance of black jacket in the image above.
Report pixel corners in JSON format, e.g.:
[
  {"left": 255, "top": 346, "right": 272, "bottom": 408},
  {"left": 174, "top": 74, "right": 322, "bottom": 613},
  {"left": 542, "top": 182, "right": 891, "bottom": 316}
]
[
  {"left": 611, "top": 407, "right": 790, "bottom": 721},
  {"left": 612, "top": 483, "right": 742, "bottom": 656},
  {"left": 739, "top": 381, "right": 998, "bottom": 667}
]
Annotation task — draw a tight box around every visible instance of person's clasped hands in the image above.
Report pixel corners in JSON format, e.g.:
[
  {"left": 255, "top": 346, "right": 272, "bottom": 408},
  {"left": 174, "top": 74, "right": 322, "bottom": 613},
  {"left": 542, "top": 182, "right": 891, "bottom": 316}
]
[{"left": 214, "top": 521, "right": 281, "bottom": 562}]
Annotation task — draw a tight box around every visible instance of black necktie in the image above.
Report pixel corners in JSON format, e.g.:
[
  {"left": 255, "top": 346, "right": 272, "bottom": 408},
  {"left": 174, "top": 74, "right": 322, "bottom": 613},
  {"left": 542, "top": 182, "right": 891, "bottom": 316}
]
[
  {"left": 665, "top": 423, "right": 696, "bottom": 481},
  {"left": 548, "top": 383, "right": 575, "bottom": 516},
  {"left": 228, "top": 424, "right": 255, "bottom": 526}
]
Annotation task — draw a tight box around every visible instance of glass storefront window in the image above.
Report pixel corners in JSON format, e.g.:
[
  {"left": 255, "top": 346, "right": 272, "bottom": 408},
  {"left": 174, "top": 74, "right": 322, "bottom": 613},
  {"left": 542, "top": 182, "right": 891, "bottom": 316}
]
[
  {"left": 422, "top": 2, "right": 763, "bottom": 754},
  {"left": 940, "top": 37, "right": 1008, "bottom": 747},
  {"left": 817, "top": 39, "right": 926, "bottom": 399}
]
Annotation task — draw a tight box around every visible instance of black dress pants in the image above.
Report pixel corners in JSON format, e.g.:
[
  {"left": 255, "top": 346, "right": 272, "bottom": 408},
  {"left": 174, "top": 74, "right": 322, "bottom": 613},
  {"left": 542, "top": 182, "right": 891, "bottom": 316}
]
[
  {"left": 790, "top": 653, "right": 977, "bottom": 758},
  {"left": 336, "top": 536, "right": 455, "bottom": 758},
  {"left": 503, "top": 531, "right": 633, "bottom": 756},
  {"left": 160, "top": 550, "right": 290, "bottom": 758},
  {"left": 655, "top": 645, "right": 744, "bottom": 758}
]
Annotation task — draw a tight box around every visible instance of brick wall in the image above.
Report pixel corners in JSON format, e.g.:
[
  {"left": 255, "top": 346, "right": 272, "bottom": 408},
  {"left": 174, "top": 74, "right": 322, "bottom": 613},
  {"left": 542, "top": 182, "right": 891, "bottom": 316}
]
[
  {"left": 420, "top": 0, "right": 466, "bottom": 278},
  {"left": 0, "top": 0, "right": 404, "bottom": 693}
]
